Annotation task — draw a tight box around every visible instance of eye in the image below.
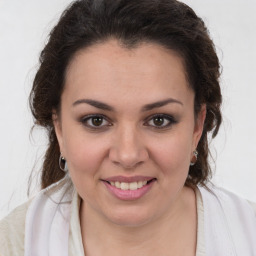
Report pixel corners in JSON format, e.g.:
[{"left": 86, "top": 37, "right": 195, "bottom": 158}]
[
  {"left": 145, "top": 114, "right": 177, "bottom": 129},
  {"left": 81, "top": 114, "right": 111, "bottom": 129}
]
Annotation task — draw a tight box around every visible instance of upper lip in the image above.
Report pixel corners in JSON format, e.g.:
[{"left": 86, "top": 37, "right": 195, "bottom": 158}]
[{"left": 102, "top": 176, "right": 156, "bottom": 183}]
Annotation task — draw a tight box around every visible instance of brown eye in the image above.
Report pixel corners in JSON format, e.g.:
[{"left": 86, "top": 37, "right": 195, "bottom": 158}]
[
  {"left": 153, "top": 116, "right": 165, "bottom": 126},
  {"left": 91, "top": 116, "right": 104, "bottom": 126},
  {"left": 145, "top": 114, "right": 177, "bottom": 129},
  {"left": 81, "top": 115, "right": 111, "bottom": 129}
]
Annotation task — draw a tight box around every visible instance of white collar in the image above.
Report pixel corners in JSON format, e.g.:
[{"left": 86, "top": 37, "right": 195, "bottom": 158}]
[{"left": 24, "top": 177, "right": 256, "bottom": 256}]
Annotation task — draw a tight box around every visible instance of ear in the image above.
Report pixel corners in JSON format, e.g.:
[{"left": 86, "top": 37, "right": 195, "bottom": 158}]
[
  {"left": 192, "top": 104, "right": 206, "bottom": 150},
  {"left": 52, "top": 110, "right": 65, "bottom": 156}
]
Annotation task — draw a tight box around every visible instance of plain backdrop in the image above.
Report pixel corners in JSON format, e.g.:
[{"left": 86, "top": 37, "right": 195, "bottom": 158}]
[{"left": 0, "top": 0, "right": 255, "bottom": 218}]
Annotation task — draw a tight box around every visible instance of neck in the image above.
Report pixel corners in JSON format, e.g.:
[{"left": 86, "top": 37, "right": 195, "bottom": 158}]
[{"left": 80, "top": 186, "right": 197, "bottom": 256}]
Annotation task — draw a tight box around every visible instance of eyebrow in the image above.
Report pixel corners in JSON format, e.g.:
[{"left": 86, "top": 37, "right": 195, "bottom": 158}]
[
  {"left": 72, "top": 98, "right": 183, "bottom": 111},
  {"left": 73, "top": 99, "right": 114, "bottom": 111},
  {"left": 142, "top": 98, "right": 183, "bottom": 111}
]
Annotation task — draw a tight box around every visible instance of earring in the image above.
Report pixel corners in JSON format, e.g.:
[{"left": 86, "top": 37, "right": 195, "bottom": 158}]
[
  {"left": 190, "top": 150, "right": 198, "bottom": 166},
  {"left": 59, "top": 153, "right": 68, "bottom": 172}
]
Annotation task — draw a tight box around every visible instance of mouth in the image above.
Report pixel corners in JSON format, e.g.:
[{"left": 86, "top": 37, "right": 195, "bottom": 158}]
[
  {"left": 101, "top": 175, "right": 157, "bottom": 200},
  {"left": 103, "top": 178, "right": 157, "bottom": 191}
]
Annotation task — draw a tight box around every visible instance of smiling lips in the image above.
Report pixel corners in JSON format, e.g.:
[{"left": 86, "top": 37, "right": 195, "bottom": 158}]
[
  {"left": 102, "top": 176, "right": 156, "bottom": 200},
  {"left": 109, "top": 180, "right": 148, "bottom": 190}
]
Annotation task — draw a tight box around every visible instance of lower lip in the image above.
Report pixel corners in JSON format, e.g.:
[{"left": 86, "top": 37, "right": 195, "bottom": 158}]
[{"left": 103, "top": 180, "right": 156, "bottom": 201}]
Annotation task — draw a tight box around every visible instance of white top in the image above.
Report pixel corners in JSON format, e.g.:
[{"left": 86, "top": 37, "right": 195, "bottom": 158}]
[
  {"left": 0, "top": 177, "right": 255, "bottom": 255},
  {"left": 68, "top": 189, "right": 206, "bottom": 255}
]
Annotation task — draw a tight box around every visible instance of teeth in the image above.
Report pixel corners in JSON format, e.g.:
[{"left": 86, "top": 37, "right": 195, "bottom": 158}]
[
  {"left": 115, "top": 181, "right": 121, "bottom": 188},
  {"left": 120, "top": 182, "right": 129, "bottom": 190},
  {"left": 137, "top": 181, "right": 143, "bottom": 188},
  {"left": 129, "top": 182, "right": 138, "bottom": 190},
  {"left": 109, "top": 180, "right": 150, "bottom": 190}
]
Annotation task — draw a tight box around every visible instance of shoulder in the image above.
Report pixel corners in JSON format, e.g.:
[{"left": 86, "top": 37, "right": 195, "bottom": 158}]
[
  {"left": 198, "top": 184, "right": 256, "bottom": 232},
  {"left": 213, "top": 185, "right": 256, "bottom": 215},
  {"left": 198, "top": 184, "right": 256, "bottom": 253},
  {"left": 248, "top": 201, "right": 256, "bottom": 215},
  {"left": 0, "top": 200, "right": 31, "bottom": 256},
  {"left": 199, "top": 184, "right": 256, "bottom": 214},
  {"left": 0, "top": 176, "right": 73, "bottom": 256}
]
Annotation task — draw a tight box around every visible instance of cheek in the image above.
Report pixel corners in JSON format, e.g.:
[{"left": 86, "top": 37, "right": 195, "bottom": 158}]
[
  {"left": 149, "top": 130, "right": 193, "bottom": 176},
  {"left": 64, "top": 135, "right": 109, "bottom": 201},
  {"left": 63, "top": 129, "right": 109, "bottom": 179}
]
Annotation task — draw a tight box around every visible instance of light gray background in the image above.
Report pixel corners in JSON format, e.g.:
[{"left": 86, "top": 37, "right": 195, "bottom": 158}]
[{"left": 0, "top": 0, "right": 255, "bottom": 218}]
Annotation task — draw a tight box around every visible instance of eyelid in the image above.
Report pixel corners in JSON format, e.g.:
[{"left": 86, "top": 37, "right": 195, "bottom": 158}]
[
  {"left": 80, "top": 114, "right": 112, "bottom": 129},
  {"left": 143, "top": 113, "right": 177, "bottom": 129},
  {"left": 79, "top": 113, "right": 177, "bottom": 130}
]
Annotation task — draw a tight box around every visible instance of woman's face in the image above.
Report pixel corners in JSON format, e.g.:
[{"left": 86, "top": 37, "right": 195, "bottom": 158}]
[{"left": 54, "top": 40, "right": 205, "bottom": 226}]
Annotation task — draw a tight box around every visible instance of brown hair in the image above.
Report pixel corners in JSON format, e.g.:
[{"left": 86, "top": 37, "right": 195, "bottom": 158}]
[{"left": 30, "top": 0, "right": 222, "bottom": 189}]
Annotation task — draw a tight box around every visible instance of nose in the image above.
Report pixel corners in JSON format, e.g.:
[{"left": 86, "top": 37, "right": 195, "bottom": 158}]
[{"left": 109, "top": 125, "right": 149, "bottom": 169}]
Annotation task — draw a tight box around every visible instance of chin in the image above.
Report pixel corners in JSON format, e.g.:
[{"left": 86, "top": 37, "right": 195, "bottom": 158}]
[{"left": 105, "top": 206, "right": 156, "bottom": 227}]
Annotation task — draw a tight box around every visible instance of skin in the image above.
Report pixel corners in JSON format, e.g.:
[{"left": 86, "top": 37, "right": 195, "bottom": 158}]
[{"left": 54, "top": 39, "right": 206, "bottom": 256}]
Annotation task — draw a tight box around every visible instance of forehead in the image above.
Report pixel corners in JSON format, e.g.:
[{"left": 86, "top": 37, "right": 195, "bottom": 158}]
[{"left": 64, "top": 39, "right": 192, "bottom": 106}]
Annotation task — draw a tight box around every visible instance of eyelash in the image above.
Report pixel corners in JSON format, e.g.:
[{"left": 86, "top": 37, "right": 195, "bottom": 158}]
[
  {"left": 80, "top": 114, "right": 112, "bottom": 130},
  {"left": 80, "top": 114, "right": 177, "bottom": 130},
  {"left": 144, "top": 114, "right": 177, "bottom": 129}
]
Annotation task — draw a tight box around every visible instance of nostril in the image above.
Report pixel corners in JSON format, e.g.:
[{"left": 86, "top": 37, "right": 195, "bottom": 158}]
[
  {"left": 122, "top": 161, "right": 144, "bottom": 169},
  {"left": 110, "top": 156, "right": 145, "bottom": 169},
  {"left": 108, "top": 137, "right": 149, "bottom": 168}
]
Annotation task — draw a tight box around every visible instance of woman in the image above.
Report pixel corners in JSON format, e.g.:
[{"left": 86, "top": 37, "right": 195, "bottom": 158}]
[{"left": 0, "top": 0, "right": 255, "bottom": 255}]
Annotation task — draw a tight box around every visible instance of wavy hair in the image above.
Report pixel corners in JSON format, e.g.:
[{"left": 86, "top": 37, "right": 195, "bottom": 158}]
[{"left": 30, "top": 0, "right": 222, "bottom": 189}]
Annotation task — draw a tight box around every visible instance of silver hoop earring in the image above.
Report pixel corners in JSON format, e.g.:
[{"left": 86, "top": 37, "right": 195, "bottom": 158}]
[
  {"left": 190, "top": 150, "right": 198, "bottom": 166},
  {"left": 59, "top": 154, "right": 68, "bottom": 172}
]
